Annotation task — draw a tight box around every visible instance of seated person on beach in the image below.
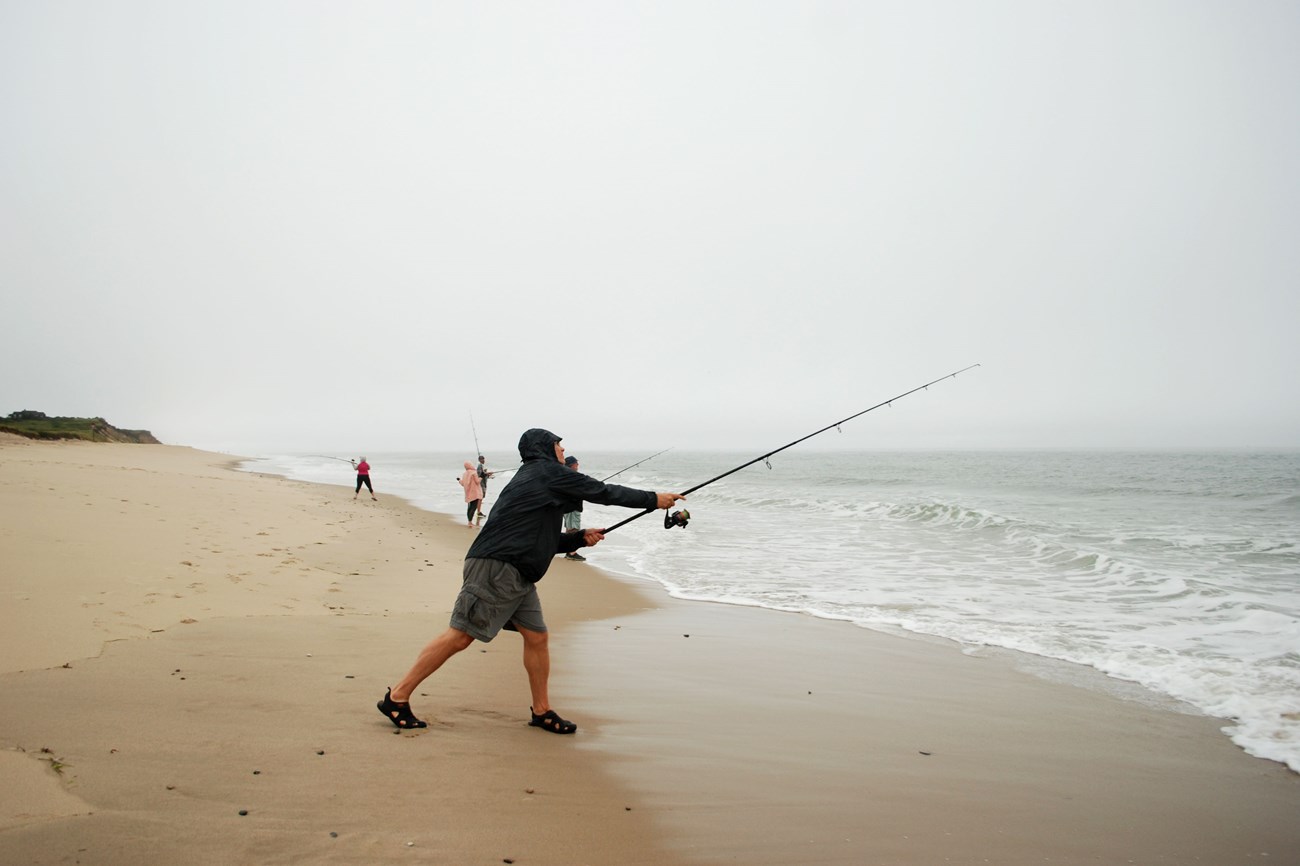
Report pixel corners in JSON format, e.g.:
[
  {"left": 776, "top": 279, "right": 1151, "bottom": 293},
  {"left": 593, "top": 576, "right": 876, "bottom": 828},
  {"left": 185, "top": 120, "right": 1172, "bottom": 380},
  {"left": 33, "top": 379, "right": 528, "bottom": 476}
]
[{"left": 378, "top": 428, "right": 683, "bottom": 734}]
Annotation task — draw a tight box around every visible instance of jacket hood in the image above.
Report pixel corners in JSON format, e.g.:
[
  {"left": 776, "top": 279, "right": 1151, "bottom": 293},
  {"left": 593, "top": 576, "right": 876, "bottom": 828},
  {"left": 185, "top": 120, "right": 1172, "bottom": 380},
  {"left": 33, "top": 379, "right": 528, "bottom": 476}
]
[{"left": 518, "top": 428, "right": 562, "bottom": 462}]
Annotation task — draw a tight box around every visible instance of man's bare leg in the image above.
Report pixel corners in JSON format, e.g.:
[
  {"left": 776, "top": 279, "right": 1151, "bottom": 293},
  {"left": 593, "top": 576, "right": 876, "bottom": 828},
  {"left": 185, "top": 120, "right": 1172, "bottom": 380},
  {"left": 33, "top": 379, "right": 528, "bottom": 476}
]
[
  {"left": 517, "top": 625, "right": 551, "bottom": 714},
  {"left": 389, "top": 627, "right": 474, "bottom": 703}
]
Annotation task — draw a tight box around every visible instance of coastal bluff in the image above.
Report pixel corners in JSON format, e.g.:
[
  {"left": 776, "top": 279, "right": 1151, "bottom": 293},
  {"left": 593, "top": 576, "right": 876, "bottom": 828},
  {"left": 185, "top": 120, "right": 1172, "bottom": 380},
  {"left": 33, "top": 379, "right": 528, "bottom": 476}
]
[{"left": 0, "top": 410, "right": 160, "bottom": 444}]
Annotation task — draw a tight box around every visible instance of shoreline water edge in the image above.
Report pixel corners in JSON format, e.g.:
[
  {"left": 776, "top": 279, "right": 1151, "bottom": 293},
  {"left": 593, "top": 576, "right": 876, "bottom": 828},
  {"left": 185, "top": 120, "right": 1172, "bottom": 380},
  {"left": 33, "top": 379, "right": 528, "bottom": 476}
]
[
  {"left": 2, "top": 437, "right": 1297, "bottom": 865},
  {"left": 243, "top": 447, "right": 1300, "bottom": 773}
]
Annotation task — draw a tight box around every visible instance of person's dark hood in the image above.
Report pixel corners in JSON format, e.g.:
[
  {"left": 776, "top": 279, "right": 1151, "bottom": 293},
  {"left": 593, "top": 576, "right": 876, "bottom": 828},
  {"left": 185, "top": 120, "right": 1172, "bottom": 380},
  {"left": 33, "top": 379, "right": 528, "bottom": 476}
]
[{"left": 518, "top": 428, "right": 561, "bottom": 462}]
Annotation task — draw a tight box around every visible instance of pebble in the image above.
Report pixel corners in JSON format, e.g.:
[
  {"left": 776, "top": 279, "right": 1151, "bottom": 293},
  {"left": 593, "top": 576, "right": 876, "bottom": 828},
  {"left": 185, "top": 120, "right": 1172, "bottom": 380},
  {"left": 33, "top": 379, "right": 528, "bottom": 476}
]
[
  {"left": 316, "top": 750, "right": 325, "bottom": 755},
  {"left": 330, "top": 832, "right": 338, "bottom": 838},
  {"left": 238, "top": 810, "right": 248, "bottom": 816},
  {"left": 253, "top": 770, "right": 261, "bottom": 775}
]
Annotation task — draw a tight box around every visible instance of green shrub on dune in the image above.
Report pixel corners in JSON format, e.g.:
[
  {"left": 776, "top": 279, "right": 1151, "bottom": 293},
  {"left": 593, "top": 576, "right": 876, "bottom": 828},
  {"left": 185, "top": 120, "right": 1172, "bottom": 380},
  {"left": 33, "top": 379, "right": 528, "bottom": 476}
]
[{"left": 0, "top": 410, "right": 160, "bottom": 443}]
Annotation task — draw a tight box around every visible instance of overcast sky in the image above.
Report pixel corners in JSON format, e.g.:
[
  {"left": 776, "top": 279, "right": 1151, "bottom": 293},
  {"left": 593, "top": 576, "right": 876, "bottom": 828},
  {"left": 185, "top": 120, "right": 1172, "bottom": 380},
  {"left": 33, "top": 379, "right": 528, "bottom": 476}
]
[{"left": 3, "top": 1, "right": 1297, "bottom": 455}]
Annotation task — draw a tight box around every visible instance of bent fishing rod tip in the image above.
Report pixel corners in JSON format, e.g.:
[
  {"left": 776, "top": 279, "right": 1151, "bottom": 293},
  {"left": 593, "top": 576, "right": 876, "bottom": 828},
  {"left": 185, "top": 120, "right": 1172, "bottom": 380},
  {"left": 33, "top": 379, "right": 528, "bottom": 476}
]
[{"left": 603, "top": 364, "right": 982, "bottom": 535}]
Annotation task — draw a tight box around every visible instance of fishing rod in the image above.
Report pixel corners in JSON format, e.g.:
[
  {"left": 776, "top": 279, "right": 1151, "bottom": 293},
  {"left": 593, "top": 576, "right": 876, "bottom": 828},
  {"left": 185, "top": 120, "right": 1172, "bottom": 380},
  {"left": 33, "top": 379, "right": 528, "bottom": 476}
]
[
  {"left": 467, "top": 417, "right": 516, "bottom": 476},
  {"left": 468, "top": 448, "right": 664, "bottom": 509},
  {"left": 600, "top": 447, "right": 674, "bottom": 482},
  {"left": 310, "top": 455, "right": 354, "bottom": 463},
  {"left": 601, "top": 364, "right": 981, "bottom": 534}
]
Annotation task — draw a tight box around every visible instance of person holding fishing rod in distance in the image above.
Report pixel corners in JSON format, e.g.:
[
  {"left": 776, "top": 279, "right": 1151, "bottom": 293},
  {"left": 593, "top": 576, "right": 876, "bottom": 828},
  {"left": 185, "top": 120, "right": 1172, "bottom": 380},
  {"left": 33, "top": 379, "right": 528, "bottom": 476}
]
[
  {"left": 350, "top": 456, "right": 377, "bottom": 501},
  {"left": 377, "top": 428, "right": 684, "bottom": 734},
  {"left": 561, "top": 454, "right": 585, "bottom": 561},
  {"left": 459, "top": 461, "right": 483, "bottom": 527},
  {"left": 475, "top": 455, "right": 493, "bottom": 524}
]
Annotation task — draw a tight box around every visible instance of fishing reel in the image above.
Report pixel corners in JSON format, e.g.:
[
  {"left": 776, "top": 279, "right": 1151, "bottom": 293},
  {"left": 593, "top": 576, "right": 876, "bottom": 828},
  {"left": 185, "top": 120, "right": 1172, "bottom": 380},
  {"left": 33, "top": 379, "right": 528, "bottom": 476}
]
[{"left": 664, "top": 508, "right": 691, "bottom": 530}]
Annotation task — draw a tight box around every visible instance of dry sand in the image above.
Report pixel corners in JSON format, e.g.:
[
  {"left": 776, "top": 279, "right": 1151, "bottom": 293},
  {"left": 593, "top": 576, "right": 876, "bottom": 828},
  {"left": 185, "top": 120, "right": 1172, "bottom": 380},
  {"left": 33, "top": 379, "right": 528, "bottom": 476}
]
[{"left": 2, "top": 436, "right": 1298, "bottom": 865}]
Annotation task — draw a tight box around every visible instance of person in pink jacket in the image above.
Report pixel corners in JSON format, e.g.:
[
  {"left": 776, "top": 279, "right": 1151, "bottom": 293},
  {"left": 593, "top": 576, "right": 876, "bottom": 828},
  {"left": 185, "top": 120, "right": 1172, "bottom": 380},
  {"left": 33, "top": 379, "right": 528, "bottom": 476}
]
[
  {"left": 351, "top": 456, "right": 376, "bottom": 500},
  {"left": 459, "top": 461, "right": 483, "bottom": 526}
]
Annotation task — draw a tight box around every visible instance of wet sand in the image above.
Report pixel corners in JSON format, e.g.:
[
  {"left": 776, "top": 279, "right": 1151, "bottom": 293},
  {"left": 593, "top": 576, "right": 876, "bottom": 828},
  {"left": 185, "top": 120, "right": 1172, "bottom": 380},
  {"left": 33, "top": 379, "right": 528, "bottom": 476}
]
[{"left": 2, "top": 436, "right": 1297, "bottom": 864}]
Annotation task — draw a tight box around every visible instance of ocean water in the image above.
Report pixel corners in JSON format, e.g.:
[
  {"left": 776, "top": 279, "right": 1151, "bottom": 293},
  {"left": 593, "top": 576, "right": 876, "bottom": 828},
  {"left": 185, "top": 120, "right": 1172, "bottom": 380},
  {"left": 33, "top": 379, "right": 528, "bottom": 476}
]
[{"left": 240, "top": 449, "right": 1300, "bottom": 772}]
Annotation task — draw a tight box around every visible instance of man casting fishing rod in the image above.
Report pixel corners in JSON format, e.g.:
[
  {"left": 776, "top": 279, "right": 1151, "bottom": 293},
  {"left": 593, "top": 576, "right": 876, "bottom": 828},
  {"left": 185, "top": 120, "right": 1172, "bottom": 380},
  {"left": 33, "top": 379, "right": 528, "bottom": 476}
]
[
  {"left": 379, "top": 367, "right": 975, "bottom": 734},
  {"left": 378, "top": 428, "right": 684, "bottom": 734}
]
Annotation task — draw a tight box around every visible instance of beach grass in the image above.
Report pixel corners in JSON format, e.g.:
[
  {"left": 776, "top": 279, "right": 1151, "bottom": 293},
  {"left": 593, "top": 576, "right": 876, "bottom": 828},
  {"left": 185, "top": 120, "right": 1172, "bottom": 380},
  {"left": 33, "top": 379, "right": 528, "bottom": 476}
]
[{"left": 0, "top": 411, "right": 158, "bottom": 443}]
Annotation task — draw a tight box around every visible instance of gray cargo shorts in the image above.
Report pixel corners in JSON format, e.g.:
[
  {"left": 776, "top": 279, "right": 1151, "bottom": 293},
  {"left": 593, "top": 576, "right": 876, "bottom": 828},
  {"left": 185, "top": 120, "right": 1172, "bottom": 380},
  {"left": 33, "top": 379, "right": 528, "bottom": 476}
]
[{"left": 450, "top": 558, "right": 547, "bottom": 642}]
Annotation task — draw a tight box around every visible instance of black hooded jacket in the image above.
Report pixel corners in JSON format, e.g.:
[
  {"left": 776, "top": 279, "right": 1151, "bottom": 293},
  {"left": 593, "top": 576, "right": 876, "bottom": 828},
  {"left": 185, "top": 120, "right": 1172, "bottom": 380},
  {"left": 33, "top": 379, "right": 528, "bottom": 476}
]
[{"left": 464, "top": 428, "right": 658, "bottom": 583}]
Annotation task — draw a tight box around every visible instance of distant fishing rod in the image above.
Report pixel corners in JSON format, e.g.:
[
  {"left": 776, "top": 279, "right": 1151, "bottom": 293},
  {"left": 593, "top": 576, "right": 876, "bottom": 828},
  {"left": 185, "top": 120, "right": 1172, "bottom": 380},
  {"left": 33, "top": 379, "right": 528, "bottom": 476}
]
[
  {"left": 601, "top": 447, "right": 673, "bottom": 482},
  {"left": 468, "top": 415, "right": 519, "bottom": 472},
  {"left": 311, "top": 455, "right": 354, "bottom": 463},
  {"left": 602, "top": 364, "right": 981, "bottom": 533},
  {"left": 455, "top": 466, "right": 519, "bottom": 482}
]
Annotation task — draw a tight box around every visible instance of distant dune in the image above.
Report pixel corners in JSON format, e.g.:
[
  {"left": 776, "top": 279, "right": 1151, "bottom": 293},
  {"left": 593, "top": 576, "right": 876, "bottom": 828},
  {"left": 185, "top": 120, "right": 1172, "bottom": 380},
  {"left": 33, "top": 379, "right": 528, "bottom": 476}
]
[{"left": 0, "top": 411, "right": 160, "bottom": 444}]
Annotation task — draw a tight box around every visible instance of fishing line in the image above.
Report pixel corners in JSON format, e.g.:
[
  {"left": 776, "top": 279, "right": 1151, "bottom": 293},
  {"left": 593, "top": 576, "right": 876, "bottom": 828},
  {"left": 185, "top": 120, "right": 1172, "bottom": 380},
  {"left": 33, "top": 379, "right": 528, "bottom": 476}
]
[
  {"left": 479, "top": 446, "right": 664, "bottom": 494},
  {"left": 600, "top": 447, "right": 673, "bottom": 482},
  {"left": 601, "top": 364, "right": 981, "bottom": 534}
]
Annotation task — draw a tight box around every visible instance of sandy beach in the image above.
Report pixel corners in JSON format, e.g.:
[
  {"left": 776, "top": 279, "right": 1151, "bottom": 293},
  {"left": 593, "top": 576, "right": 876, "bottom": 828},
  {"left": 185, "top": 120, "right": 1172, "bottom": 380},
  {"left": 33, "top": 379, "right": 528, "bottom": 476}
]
[{"left": 2, "top": 437, "right": 1298, "bottom": 865}]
